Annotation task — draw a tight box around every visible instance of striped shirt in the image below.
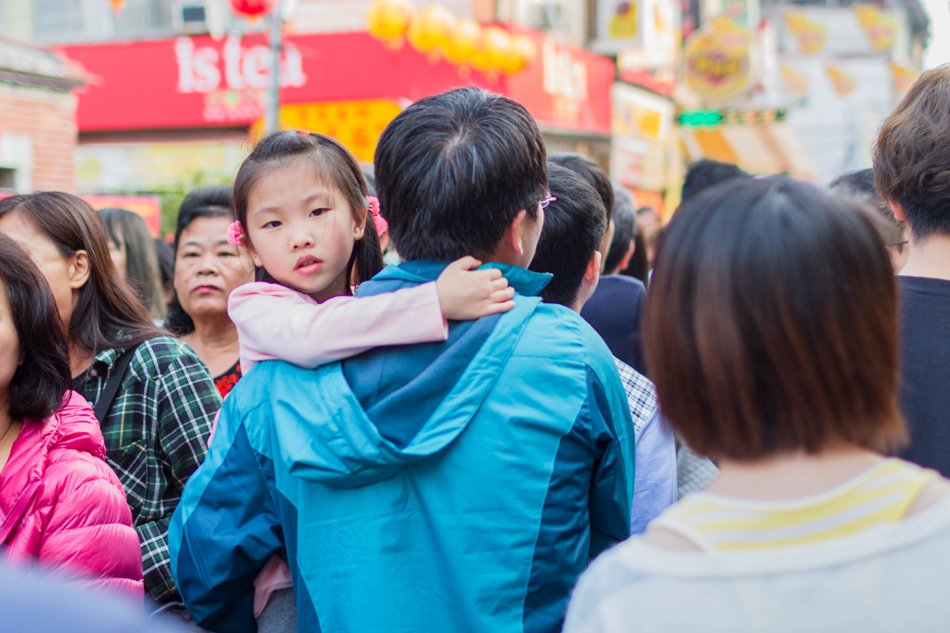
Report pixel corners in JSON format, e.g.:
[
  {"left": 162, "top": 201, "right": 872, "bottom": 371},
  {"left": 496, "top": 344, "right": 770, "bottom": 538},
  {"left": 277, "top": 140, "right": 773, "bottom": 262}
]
[{"left": 651, "top": 458, "right": 938, "bottom": 551}]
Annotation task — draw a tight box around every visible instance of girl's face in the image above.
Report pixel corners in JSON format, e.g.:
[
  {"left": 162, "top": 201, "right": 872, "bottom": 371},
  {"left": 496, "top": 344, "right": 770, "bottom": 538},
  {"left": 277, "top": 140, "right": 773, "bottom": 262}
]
[
  {"left": 245, "top": 158, "right": 366, "bottom": 302},
  {"left": 174, "top": 215, "right": 255, "bottom": 321}
]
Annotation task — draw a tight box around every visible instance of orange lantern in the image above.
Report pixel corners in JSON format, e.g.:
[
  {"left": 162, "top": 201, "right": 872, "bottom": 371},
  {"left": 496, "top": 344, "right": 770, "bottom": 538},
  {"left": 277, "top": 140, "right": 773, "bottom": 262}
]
[
  {"left": 230, "top": 0, "right": 274, "bottom": 17},
  {"left": 444, "top": 17, "right": 482, "bottom": 65},
  {"left": 473, "top": 26, "right": 513, "bottom": 75},
  {"left": 110, "top": 0, "right": 126, "bottom": 12},
  {"left": 407, "top": 5, "right": 456, "bottom": 58},
  {"left": 367, "top": 0, "right": 414, "bottom": 45},
  {"left": 500, "top": 34, "right": 536, "bottom": 74}
]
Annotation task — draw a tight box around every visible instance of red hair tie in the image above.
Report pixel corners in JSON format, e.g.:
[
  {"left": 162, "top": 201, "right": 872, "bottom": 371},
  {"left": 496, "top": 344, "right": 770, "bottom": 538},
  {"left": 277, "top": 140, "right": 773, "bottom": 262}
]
[{"left": 367, "top": 196, "right": 388, "bottom": 235}]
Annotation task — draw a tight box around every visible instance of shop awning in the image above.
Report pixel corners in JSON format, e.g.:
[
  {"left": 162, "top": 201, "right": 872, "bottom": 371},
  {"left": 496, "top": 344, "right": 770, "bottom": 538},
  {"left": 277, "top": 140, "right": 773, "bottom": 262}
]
[{"left": 679, "top": 123, "right": 816, "bottom": 180}]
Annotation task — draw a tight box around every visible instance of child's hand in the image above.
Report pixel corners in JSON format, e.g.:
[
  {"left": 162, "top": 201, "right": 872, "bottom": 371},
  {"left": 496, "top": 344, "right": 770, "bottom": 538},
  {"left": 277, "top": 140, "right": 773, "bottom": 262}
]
[{"left": 437, "top": 257, "right": 516, "bottom": 321}]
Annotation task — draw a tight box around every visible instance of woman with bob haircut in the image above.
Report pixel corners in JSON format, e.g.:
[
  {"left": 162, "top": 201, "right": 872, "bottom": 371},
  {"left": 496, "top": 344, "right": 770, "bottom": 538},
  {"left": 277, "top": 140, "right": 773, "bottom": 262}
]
[
  {"left": 99, "top": 207, "right": 167, "bottom": 322},
  {"left": 0, "top": 234, "right": 142, "bottom": 594},
  {"left": 0, "top": 192, "right": 220, "bottom": 614},
  {"left": 565, "top": 176, "right": 950, "bottom": 632}
]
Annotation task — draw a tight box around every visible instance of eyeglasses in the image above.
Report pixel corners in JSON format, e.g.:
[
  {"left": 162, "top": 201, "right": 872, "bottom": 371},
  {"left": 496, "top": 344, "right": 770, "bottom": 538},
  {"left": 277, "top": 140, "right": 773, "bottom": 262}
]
[{"left": 540, "top": 194, "right": 557, "bottom": 209}]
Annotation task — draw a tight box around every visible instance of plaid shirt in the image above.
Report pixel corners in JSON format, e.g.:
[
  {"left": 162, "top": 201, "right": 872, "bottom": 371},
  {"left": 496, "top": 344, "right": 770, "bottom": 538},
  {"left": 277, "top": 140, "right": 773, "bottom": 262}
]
[
  {"left": 614, "top": 358, "right": 656, "bottom": 437},
  {"left": 73, "top": 335, "right": 221, "bottom": 606}
]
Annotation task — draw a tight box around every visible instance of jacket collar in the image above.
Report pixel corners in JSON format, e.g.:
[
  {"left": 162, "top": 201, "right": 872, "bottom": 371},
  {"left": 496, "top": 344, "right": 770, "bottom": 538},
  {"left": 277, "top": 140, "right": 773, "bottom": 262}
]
[{"left": 375, "top": 261, "right": 552, "bottom": 297}]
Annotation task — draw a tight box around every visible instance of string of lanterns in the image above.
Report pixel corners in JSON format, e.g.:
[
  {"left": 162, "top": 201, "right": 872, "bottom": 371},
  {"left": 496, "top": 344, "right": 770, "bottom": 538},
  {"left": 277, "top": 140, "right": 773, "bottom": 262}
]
[{"left": 367, "top": 0, "right": 537, "bottom": 76}]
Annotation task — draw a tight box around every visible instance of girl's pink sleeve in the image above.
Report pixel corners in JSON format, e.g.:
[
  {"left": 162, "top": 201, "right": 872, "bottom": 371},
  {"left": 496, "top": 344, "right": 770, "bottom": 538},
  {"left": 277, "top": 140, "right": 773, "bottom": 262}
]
[{"left": 228, "top": 281, "right": 448, "bottom": 371}]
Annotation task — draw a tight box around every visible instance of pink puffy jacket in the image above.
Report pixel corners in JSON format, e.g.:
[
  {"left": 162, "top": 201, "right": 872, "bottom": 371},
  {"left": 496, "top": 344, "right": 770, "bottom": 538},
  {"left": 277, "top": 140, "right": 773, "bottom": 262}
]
[{"left": 0, "top": 391, "right": 143, "bottom": 596}]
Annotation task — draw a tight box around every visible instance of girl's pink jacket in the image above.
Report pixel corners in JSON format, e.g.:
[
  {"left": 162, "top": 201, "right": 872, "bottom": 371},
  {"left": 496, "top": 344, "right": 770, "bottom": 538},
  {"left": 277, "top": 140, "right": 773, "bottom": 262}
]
[{"left": 0, "top": 391, "right": 143, "bottom": 596}]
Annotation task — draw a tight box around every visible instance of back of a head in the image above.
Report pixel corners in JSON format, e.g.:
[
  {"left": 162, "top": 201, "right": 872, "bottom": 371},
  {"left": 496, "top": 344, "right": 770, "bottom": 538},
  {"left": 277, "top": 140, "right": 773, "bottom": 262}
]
[
  {"left": 604, "top": 187, "right": 637, "bottom": 274},
  {"left": 0, "top": 192, "right": 157, "bottom": 353},
  {"left": 828, "top": 169, "right": 904, "bottom": 247},
  {"left": 374, "top": 87, "right": 547, "bottom": 261},
  {"left": 644, "top": 176, "right": 905, "bottom": 461},
  {"left": 99, "top": 208, "right": 165, "bottom": 319},
  {"left": 873, "top": 64, "right": 950, "bottom": 240},
  {"left": 681, "top": 159, "right": 752, "bottom": 201},
  {"left": 528, "top": 163, "right": 607, "bottom": 307},
  {"left": 549, "top": 152, "right": 614, "bottom": 225}
]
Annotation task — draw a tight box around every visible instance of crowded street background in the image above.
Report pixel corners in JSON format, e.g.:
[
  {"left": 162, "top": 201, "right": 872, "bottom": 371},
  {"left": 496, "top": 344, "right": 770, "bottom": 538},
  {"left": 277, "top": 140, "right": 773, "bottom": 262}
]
[{"left": 0, "top": 0, "right": 949, "bottom": 631}]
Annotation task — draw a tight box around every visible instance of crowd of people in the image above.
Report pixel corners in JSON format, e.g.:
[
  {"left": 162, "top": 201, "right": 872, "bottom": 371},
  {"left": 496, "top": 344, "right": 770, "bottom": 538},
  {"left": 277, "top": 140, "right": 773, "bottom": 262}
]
[{"left": 1, "top": 65, "right": 950, "bottom": 632}]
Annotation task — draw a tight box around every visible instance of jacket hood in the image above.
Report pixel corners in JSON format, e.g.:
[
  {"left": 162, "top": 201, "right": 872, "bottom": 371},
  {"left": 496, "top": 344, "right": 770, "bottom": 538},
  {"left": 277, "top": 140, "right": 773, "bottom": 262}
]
[
  {"left": 45, "top": 391, "right": 107, "bottom": 460},
  {"left": 269, "top": 262, "right": 550, "bottom": 489}
]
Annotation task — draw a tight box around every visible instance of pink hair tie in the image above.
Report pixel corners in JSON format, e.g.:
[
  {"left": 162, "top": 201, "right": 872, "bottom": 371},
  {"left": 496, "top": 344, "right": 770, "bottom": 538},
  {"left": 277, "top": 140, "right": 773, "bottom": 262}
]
[
  {"left": 367, "top": 196, "right": 388, "bottom": 235},
  {"left": 226, "top": 220, "right": 247, "bottom": 246}
]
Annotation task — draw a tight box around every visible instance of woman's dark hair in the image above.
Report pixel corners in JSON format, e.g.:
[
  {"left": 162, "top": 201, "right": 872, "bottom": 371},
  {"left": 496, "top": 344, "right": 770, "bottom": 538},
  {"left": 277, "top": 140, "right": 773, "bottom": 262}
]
[
  {"left": 374, "top": 87, "right": 547, "bottom": 261},
  {"left": 604, "top": 187, "right": 637, "bottom": 274},
  {"left": 644, "top": 176, "right": 905, "bottom": 461},
  {"left": 681, "top": 159, "right": 751, "bottom": 201},
  {"left": 233, "top": 130, "right": 383, "bottom": 291},
  {"left": 0, "top": 234, "right": 72, "bottom": 422},
  {"left": 164, "top": 185, "right": 234, "bottom": 336},
  {"left": 0, "top": 192, "right": 162, "bottom": 355},
  {"left": 873, "top": 64, "right": 950, "bottom": 240},
  {"left": 98, "top": 208, "right": 165, "bottom": 320},
  {"left": 550, "top": 152, "right": 614, "bottom": 226}
]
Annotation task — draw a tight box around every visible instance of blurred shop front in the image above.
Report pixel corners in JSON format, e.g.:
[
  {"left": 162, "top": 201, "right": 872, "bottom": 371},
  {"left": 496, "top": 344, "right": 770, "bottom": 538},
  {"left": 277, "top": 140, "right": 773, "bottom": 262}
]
[{"left": 60, "top": 29, "right": 613, "bottom": 199}]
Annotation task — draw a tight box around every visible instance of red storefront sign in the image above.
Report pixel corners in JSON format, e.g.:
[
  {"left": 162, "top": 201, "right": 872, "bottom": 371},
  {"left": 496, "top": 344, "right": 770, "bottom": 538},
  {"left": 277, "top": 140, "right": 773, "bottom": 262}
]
[{"left": 59, "top": 31, "right": 612, "bottom": 135}]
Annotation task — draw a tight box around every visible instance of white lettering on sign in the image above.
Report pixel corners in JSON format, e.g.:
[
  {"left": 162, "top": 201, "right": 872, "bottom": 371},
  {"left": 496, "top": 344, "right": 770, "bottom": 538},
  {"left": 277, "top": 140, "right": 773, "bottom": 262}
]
[
  {"left": 175, "top": 35, "right": 307, "bottom": 94},
  {"left": 541, "top": 41, "right": 589, "bottom": 103}
]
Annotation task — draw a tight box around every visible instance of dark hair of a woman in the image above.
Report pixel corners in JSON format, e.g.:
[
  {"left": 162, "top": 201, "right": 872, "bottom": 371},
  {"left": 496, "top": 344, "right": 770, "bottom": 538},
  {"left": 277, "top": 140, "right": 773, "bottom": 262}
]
[
  {"left": 644, "top": 176, "right": 906, "bottom": 461},
  {"left": 0, "top": 192, "right": 162, "bottom": 354},
  {"left": 0, "top": 234, "right": 71, "bottom": 422},
  {"left": 98, "top": 207, "right": 166, "bottom": 320}
]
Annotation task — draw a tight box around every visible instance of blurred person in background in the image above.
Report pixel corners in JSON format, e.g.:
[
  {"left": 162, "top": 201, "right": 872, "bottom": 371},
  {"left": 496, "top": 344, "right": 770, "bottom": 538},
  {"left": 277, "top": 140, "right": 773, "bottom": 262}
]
[
  {"left": 633, "top": 207, "right": 662, "bottom": 272},
  {"left": 154, "top": 237, "right": 176, "bottom": 309},
  {"left": 680, "top": 158, "right": 751, "bottom": 202},
  {"left": 0, "top": 192, "right": 220, "bottom": 618},
  {"left": 565, "top": 176, "right": 950, "bottom": 632},
  {"left": 620, "top": 208, "right": 650, "bottom": 286},
  {"left": 165, "top": 186, "right": 255, "bottom": 399},
  {"left": 581, "top": 187, "right": 648, "bottom": 376},
  {"left": 0, "top": 234, "right": 142, "bottom": 595},
  {"left": 99, "top": 208, "right": 166, "bottom": 322},
  {"left": 829, "top": 168, "right": 908, "bottom": 271},
  {"left": 873, "top": 65, "right": 950, "bottom": 478},
  {"left": 530, "top": 163, "right": 675, "bottom": 535}
]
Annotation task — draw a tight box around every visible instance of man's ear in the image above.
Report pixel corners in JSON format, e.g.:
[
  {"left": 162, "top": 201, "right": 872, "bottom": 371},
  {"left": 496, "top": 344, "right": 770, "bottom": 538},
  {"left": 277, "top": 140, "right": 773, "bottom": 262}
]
[
  {"left": 67, "top": 250, "right": 91, "bottom": 290},
  {"left": 584, "top": 251, "right": 602, "bottom": 288},
  {"left": 504, "top": 209, "right": 529, "bottom": 257},
  {"left": 888, "top": 199, "right": 907, "bottom": 221}
]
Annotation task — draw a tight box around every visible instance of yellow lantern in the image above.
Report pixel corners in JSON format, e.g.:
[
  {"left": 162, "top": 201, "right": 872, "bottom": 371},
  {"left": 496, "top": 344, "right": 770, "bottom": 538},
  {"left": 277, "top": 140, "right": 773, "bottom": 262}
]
[
  {"left": 407, "top": 5, "right": 456, "bottom": 58},
  {"left": 473, "top": 26, "right": 513, "bottom": 75},
  {"left": 500, "top": 34, "right": 536, "bottom": 75},
  {"left": 367, "top": 0, "right": 414, "bottom": 45},
  {"left": 444, "top": 17, "right": 482, "bottom": 65}
]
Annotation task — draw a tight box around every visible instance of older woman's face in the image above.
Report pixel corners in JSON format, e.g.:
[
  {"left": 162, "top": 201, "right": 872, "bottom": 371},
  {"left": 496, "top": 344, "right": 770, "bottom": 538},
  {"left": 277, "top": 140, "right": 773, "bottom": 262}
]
[{"left": 174, "top": 215, "right": 254, "bottom": 323}]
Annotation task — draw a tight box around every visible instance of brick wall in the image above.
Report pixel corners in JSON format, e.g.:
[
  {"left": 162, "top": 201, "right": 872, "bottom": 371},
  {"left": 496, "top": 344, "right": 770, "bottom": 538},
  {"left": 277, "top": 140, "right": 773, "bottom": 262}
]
[{"left": 0, "top": 83, "right": 78, "bottom": 192}]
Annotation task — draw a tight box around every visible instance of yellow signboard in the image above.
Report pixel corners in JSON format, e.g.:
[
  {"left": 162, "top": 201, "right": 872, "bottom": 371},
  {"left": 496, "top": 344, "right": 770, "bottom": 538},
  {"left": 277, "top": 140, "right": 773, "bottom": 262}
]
[
  {"left": 682, "top": 17, "right": 754, "bottom": 103},
  {"left": 251, "top": 99, "right": 404, "bottom": 163}
]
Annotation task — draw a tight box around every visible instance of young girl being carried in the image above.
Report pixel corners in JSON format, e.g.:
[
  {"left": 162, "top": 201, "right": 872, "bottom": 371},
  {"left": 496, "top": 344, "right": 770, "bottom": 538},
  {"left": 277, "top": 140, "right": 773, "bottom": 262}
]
[{"left": 223, "top": 129, "right": 515, "bottom": 631}]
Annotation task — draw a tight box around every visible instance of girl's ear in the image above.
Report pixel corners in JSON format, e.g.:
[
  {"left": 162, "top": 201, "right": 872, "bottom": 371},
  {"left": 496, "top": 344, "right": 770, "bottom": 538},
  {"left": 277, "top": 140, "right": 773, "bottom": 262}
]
[
  {"left": 248, "top": 244, "right": 264, "bottom": 269},
  {"left": 353, "top": 212, "right": 366, "bottom": 240}
]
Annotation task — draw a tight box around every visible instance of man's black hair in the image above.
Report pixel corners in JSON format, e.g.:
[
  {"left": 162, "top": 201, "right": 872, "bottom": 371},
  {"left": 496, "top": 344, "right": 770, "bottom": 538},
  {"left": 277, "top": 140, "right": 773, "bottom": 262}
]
[
  {"left": 529, "top": 163, "right": 607, "bottom": 307},
  {"left": 604, "top": 186, "right": 637, "bottom": 274},
  {"left": 374, "top": 87, "right": 548, "bottom": 261},
  {"left": 681, "top": 159, "right": 752, "bottom": 201},
  {"left": 550, "top": 152, "right": 614, "bottom": 225}
]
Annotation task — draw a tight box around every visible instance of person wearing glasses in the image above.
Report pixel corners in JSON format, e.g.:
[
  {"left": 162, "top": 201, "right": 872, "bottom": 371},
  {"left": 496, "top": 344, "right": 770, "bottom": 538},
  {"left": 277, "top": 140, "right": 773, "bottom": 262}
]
[{"left": 170, "top": 87, "right": 636, "bottom": 633}]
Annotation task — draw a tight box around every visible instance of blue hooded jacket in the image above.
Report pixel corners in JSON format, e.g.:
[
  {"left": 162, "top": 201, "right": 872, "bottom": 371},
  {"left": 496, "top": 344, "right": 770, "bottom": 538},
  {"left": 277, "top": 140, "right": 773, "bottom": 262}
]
[{"left": 169, "top": 262, "right": 636, "bottom": 633}]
